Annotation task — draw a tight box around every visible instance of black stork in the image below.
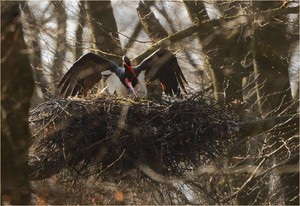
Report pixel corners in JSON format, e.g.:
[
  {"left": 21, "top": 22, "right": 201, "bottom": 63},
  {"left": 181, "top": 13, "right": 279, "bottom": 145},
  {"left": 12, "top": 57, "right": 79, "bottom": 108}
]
[{"left": 57, "top": 48, "right": 187, "bottom": 98}]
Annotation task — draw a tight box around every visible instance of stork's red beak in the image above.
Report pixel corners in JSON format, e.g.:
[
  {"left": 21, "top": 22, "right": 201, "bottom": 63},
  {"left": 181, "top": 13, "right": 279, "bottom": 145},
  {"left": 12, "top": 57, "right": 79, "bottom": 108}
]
[{"left": 125, "top": 78, "right": 137, "bottom": 97}]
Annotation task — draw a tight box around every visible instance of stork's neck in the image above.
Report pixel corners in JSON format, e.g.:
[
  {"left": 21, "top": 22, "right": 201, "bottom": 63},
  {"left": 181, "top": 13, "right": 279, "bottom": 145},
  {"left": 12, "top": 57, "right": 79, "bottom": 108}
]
[{"left": 124, "top": 66, "right": 137, "bottom": 80}]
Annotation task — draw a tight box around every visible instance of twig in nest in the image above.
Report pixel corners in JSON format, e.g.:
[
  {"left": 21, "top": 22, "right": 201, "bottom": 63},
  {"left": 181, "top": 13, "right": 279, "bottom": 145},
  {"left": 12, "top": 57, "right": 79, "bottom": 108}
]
[{"left": 29, "top": 94, "right": 239, "bottom": 180}]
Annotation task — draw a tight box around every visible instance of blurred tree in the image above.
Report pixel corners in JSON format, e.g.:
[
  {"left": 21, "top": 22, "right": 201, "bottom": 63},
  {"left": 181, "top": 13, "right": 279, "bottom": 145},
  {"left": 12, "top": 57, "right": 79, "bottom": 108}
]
[
  {"left": 1, "top": 1, "right": 34, "bottom": 204},
  {"left": 252, "top": 1, "right": 295, "bottom": 115},
  {"left": 22, "top": 2, "right": 49, "bottom": 107},
  {"left": 136, "top": 1, "right": 165, "bottom": 100},
  {"left": 185, "top": 1, "right": 250, "bottom": 104},
  {"left": 137, "top": 1, "right": 200, "bottom": 98},
  {"left": 86, "top": 1, "right": 123, "bottom": 92},
  {"left": 251, "top": 2, "right": 298, "bottom": 204},
  {"left": 75, "top": 1, "right": 86, "bottom": 60},
  {"left": 51, "top": 1, "right": 67, "bottom": 86},
  {"left": 86, "top": 1, "right": 123, "bottom": 63},
  {"left": 185, "top": 1, "right": 299, "bottom": 204},
  {"left": 137, "top": 1, "right": 168, "bottom": 42}
]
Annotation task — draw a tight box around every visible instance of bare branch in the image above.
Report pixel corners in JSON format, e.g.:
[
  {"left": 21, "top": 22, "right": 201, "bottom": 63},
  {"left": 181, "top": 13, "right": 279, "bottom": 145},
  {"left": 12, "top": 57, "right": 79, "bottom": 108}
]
[
  {"left": 238, "top": 114, "right": 299, "bottom": 137},
  {"left": 133, "top": 6, "right": 299, "bottom": 63}
]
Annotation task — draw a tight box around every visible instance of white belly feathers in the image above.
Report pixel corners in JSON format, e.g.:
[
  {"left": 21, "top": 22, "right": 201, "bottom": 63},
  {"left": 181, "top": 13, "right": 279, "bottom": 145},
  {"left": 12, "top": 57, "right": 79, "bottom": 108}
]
[{"left": 104, "top": 71, "right": 147, "bottom": 98}]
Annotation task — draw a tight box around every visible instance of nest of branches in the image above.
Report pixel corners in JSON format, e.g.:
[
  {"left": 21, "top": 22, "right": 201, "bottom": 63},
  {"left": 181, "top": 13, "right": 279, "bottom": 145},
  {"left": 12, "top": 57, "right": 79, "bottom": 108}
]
[{"left": 29, "top": 94, "right": 239, "bottom": 181}]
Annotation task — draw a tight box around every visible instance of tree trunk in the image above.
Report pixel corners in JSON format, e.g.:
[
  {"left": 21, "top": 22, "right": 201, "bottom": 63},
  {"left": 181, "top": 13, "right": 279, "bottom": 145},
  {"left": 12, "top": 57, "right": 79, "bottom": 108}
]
[
  {"left": 136, "top": 1, "right": 168, "bottom": 42},
  {"left": 136, "top": 1, "right": 166, "bottom": 100},
  {"left": 251, "top": 2, "right": 298, "bottom": 204},
  {"left": 75, "top": 1, "right": 86, "bottom": 60},
  {"left": 22, "top": 2, "right": 49, "bottom": 107},
  {"left": 185, "top": 1, "right": 254, "bottom": 107},
  {"left": 184, "top": 1, "right": 222, "bottom": 100},
  {"left": 252, "top": 1, "right": 294, "bottom": 116},
  {"left": 1, "top": 1, "right": 34, "bottom": 204},
  {"left": 51, "top": 1, "right": 67, "bottom": 86},
  {"left": 86, "top": 1, "right": 123, "bottom": 63},
  {"left": 86, "top": 1, "right": 123, "bottom": 92}
]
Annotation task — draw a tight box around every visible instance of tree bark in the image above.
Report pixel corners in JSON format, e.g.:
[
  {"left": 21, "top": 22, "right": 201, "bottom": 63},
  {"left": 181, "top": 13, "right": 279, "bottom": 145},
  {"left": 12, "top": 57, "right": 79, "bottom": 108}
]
[
  {"left": 252, "top": 2, "right": 299, "bottom": 204},
  {"left": 1, "top": 1, "right": 34, "bottom": 204},
  {"left": 184, "top": 1, "right": 224, "bottom": 100},
  {"left": 136, "top": 1, "right": 168, "bottom": 42},
  {"left": 22, "top": 2, "right": 48, "bottom": 107},
  {"left": 51, "top": 1, "right": 67, "bottom": 86},
  {"left": 133, "top": 5, "right": 298, "bottom": 63},
  {"left": 186, "top": 1, "right": 251, "bottom": 104},
  {"left": 252, "top": 2, "right": 296, "bottom": 115},
  {"left": 86, "top": 1, "right": 123, "bottom": 92},
  {"left": 86, "top": 1, "right": 123, "bottom": 64},
  {"left": 75, "top": 1, "right": 86, "bottom": 60},
  {"left": 136, "top": 1, "right": 167, "bottom": 100},
  {"left": 248, "top": 2, "right": 299, "bottom": 204}
]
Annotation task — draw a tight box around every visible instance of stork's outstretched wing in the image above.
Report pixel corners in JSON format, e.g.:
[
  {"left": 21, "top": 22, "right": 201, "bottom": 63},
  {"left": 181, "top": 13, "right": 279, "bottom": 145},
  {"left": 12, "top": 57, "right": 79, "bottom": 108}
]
[
  {"left": 57, "top": 53, "right": 119, "bottom": 98},
  {"left": 136, "top": 48, "right": 188, "bottom": 96}
]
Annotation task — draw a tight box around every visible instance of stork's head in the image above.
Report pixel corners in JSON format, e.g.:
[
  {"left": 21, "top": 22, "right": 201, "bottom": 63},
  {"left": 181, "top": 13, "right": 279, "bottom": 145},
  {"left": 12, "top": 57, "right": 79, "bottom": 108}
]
[
  {"left": 122, "top": 56, "right": 137, "bottom": 78},
  {"left": 122, "top": 56, "right": 131, "bottom": 68}
]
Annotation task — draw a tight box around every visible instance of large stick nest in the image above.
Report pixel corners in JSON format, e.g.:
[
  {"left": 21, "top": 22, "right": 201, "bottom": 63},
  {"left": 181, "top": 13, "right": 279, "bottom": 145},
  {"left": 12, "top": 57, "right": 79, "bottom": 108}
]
[{"left": 29, "top": 94, "right": 239, "bottom": 181}]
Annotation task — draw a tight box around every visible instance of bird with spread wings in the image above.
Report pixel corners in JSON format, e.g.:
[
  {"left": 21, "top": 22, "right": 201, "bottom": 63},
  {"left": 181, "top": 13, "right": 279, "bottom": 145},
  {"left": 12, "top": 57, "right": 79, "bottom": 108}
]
[{"left": 57, "top": 48, "right": 187, "bottom": 98}]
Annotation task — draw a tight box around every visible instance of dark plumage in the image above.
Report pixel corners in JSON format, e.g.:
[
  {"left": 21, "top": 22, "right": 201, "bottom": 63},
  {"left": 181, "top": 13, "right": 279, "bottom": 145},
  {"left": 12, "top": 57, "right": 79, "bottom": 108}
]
[{"left": 57, "top": 48, "right": 187, "bottom": 98}]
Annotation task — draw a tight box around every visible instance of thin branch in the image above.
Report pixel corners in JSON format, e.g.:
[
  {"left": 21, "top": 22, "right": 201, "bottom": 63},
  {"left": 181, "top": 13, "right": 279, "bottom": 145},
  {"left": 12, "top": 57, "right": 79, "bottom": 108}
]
[
  {"left": 133, "top": 6, "right": 299, "bottom": 63},
  {"left": 238, "top": 114, "right": 299, "bottom": 137}
]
